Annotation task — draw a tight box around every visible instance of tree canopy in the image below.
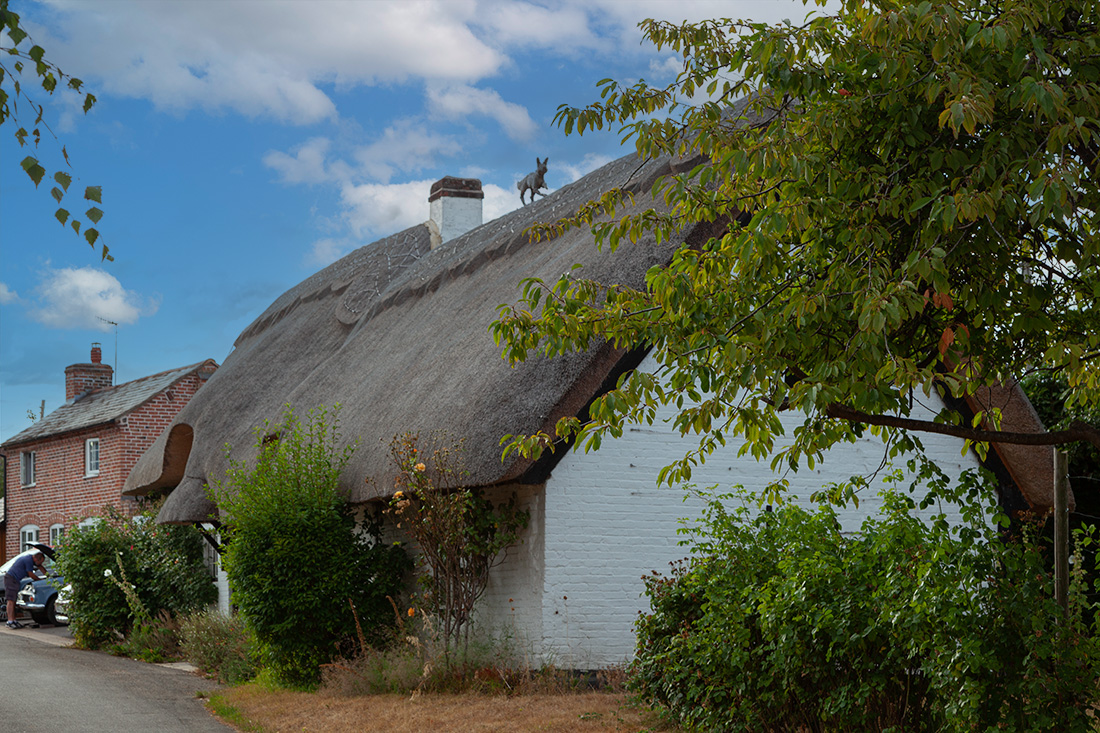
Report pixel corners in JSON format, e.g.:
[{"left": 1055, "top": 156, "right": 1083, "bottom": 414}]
[
  {"left": 1, "top": 0, "right": 109, "bottom": 260},
  {"left": 492, "top": 0, "right": 1100, "bottom": 498}
]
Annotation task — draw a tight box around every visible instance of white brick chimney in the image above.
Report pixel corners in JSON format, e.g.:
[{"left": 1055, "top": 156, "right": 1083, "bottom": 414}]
[{"left": 428, "top": 177, "right": 483, "bottom": 247}]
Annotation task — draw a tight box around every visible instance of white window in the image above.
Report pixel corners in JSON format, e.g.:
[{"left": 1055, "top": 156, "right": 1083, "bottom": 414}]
[
  {"left": 201, "top": 524, "right": 221, "bottom": 579},
  {"left": 50, "top": 523, "right": 65, "bottom": 546},
  {"left": 20, "top": 525, "right": 39, "bottom": 552},
  {"left": 85, "top": 438, "right": 100, "bottom": 477},
  {"left": 20, "top": 451, "right": 36, "bottom": 486}
]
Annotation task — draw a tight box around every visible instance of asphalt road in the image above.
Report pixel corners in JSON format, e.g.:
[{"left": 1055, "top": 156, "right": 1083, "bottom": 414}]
[{"left": 0, "top": 622, "right": 231, "bottom": 733}]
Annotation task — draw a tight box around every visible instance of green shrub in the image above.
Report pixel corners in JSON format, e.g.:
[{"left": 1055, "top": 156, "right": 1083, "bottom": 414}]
[
  {"left": 210, "top": 405, "right": 410, "bottom": 688},
  {"left": 54, "top": 503, "right": 217, "bottom": 649},
  {"left": 631, "top": 477, "right": 1100, "bottom": 732},
  {"left": 181, "top": 609, "right": 257, "bottom": 684}
]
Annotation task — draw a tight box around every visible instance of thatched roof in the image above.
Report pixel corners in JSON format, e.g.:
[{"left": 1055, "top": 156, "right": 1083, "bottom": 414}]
[
  {"left": 125, "top": 98, "right": 1062, "bottom": 524},
  {"left": 125, "top": 147, "right": 697, "bottom": 523}
]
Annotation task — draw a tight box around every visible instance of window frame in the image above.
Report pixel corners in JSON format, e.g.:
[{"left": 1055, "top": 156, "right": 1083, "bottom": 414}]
[
  {"left": 20, "top": 451, "right": 36, "bottom": 486},
  {"left": 49, "top": 523, "right": 65, "bottom": 546},
  {"left": 85, "top": 437, "right": 100, "bottom": 477},
  {"left": 19, "top": 525, "right": 39, "bottom": 552}
]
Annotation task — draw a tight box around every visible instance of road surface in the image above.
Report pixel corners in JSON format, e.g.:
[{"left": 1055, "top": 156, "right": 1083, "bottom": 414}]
[{"left": 0, "top": 623, "right": 230, "bottom": 733}]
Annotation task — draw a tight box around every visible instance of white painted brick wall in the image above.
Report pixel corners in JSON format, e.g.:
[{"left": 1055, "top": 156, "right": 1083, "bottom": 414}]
[{"left": 476, "top": 355, "right": 984, "bottom": 669}]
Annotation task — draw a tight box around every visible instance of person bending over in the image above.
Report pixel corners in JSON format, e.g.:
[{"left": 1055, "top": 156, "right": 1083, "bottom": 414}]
[{"left": 5, "top": 551, "right": 46, "bottom": 629}]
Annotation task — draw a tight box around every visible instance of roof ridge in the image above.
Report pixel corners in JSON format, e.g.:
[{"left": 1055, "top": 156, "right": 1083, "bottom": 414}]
[{"left": 1, "top": 359, "right": 217, "bottom": 448}]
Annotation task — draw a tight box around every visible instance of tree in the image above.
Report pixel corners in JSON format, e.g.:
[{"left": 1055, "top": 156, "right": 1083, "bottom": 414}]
[
  {"left": 1, "top": 0, "right": 110, "bottom": 260},
  {"left": 492, "top": 0, "right": 1100, "bottom": 499}
]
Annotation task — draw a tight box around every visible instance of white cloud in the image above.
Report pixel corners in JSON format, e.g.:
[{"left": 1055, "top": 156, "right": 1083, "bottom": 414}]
[
  {"left": 353, "top": 124, "right": 464, "bottom": 183},
  {"left": 30, "top": 267, "right": 158, "bottom": 330},
  {"left": 475, "top": 1, "right": 606, "bottom": 53},
  {"left": 482, "top": 183, "right": 522, "bottom": 223},
  {"left": 264, "top": 138, "right": 335, "bottom": 185},
  {"left": 339, "top": 180, "right": 437, "bottom": 239},
  {"left": 649, "top": 55, "right": 683, "bottom": 80},
  {"left": 265, "top": 124, "right": 464, "bottom": 186},
  {"left": 0, "top": 283, "right": 18, "bottom": 305},
  {"left": 306, "top": 238, "right": 355, "bottom": 268},
  {"left": 426, "top": 84, "right": 538, "bottom": 142},
  {"left": 559, "top": 153, "right": 616, "bottom": 184},
  {"left": 25, "top": 0, "right": 834, "bottom": 128},
  {"left": 34, "top": 0, "right": 507, "bottom": 125}
]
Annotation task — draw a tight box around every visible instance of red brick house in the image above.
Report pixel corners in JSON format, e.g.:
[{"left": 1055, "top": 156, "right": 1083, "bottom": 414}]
[{"left": 0, "top": 344, "right": 217, "bottom": 560}]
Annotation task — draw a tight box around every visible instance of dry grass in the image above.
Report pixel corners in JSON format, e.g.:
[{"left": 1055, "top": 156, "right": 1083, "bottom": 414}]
[{"left": 212, "top": 684, "right": 678, "bottom": 733}]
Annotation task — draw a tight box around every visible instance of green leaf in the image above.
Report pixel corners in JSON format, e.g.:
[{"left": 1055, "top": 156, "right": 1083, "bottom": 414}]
[
  {"left": 53, "top": 171, "right": 72, "bottom": 191},
  {"left": 84, "top": 185, "right": 102, "bottom": 203},
  {"left": 86, "top": 206, "right": 103, "bottom": 224},
  {"left": 54, "top": 208, "right": 69, "bottom": 227},
  {"left": 908, "top": 197, "right": 932, "bottom": 214},
  {"left": 20, "top": 156, "right": 45, "bottom": 187},
  {"left": 84, "top": 228, "right": 99, "bottom": 248},
  {"left": 50, "top": 186, "right": 64, "bottom": 203}
]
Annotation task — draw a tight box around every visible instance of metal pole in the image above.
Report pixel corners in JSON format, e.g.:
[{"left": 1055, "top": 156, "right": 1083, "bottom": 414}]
[{"left": 1054, "top": 449, "right": 1069, "bottom": 618}]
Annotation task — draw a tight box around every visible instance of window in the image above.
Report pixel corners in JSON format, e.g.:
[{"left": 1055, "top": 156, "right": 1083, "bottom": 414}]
[
  {"left": 20, "top": 451, "right": 36, "bottom": 486},
  {"left": 85, "top": 438, "right": 100, "bottom": 477},
  {"left": 20, "top": 525, "right": 39, "bottom": 552},
  {"left": 50, "top": 523, "right": 65, "bottom": 546},
  {"left": 200, "top": 524, "right": 221, "bottom": 579}
]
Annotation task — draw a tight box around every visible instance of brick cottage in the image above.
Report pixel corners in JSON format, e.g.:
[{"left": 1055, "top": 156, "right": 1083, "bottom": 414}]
[{"left": 0, "top": 344, "right": 217, "bottom": 560}]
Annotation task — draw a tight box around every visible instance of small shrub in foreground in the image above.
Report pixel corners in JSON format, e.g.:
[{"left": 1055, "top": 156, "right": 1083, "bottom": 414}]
[{"left": 181, "top": 609, "right": 258, "bottom": 684}]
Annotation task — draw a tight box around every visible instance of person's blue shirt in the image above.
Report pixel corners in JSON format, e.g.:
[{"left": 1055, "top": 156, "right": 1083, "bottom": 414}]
[{"left": 5, "top": 553, "right": 41, "bottom": 580}]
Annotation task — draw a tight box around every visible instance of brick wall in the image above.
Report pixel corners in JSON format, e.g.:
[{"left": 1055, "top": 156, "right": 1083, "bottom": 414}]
[{"left": 1, "top": 370, "right": 211, "bottom": 557}]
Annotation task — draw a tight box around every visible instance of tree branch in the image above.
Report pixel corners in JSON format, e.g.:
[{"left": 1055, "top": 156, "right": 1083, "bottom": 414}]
[{"left": 825, "top": 404, "right": 1100, "bottom": 450}]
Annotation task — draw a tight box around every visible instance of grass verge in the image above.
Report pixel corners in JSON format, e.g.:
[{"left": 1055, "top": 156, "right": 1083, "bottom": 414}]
[{"left": 209, "top": 682, "right": 678, "bottom": 733}]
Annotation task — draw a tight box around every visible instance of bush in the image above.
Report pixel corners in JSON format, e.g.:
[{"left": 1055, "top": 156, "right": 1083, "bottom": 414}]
[
  {"left": 54, "top": 503, "right": 217, "bottom": 649},
  {"left": 181, "top": 609, "right": 258, "bottom": 684},
  {"left": 631, "top": 477, "right": 1100, "bottom": 732},
  {"left": 210, "top": 405, "right": 410, "bottom": 688},
  {"left": 385, "top": 432, "right": 529, "bottom": 667}
]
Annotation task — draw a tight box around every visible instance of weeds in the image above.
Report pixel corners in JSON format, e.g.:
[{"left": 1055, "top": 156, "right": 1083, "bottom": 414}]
[
  {"left": 321, "top": 596, "right": 630, "bottom": 697},
  {"left": 180, "top": 608, "right": 258, "bottom": 684}
]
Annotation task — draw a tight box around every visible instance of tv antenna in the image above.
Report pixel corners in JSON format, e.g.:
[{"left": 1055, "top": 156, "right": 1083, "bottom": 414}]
[{"left": 97, "top": 317, "right": 118, "bottom": 384}]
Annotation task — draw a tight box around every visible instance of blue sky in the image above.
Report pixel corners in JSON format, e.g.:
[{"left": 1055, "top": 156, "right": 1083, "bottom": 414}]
[{"left": 0, "top": 0, "right": 819, "bottom": 443}]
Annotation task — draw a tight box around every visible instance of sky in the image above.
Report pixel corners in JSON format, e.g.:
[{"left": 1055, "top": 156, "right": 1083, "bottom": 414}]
[{"left": 0, "top": 0, "right": 828, "bottom": 444}]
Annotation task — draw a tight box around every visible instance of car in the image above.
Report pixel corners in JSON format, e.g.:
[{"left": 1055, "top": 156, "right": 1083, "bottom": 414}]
[
  {"left": 52, "top": 584, "right": 72, "bottom": 625},
  {"left": 1, "top": 544, "right": 67, "bottom": 626}
]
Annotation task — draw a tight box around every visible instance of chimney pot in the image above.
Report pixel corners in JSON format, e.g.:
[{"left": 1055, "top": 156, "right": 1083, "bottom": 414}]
[{"left": 91, "top": 342, "right": 102, "bottom": 364}]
